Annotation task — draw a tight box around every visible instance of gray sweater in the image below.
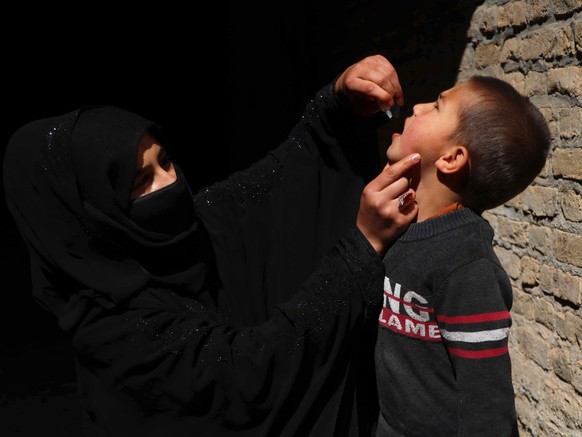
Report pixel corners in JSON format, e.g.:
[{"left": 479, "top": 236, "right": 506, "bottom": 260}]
[{"left": 376, "top": 207, "right": 518, "bottom": 437}]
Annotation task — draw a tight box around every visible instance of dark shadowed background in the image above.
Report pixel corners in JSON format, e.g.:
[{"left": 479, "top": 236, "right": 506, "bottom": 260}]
[{"left": 0, "top": 1, "right": 483, "bottom": 435}]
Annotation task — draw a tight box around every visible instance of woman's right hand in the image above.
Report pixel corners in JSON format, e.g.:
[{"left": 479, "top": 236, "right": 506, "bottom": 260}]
[
  {"left": 335, "top": 54, "right": 404, "bottom": 118},
  {"left": 356, "top": 153, "right": 420, "bottom": 255}
]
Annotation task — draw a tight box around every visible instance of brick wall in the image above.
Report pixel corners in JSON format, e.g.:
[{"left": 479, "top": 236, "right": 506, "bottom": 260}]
[
  {"left": 461, "top": 1, "right": 582, "bottom": 435},
  {"left": 345, "top": 1, "right": 580, "bottom": 432},
  {"left": 0, "top": 1, "right": 578, "bottom": 434}
]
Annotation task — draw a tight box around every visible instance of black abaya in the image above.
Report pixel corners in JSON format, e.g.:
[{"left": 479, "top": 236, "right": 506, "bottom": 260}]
[{"left": 4, "top": 83, "right": 387, "bottom": 436}]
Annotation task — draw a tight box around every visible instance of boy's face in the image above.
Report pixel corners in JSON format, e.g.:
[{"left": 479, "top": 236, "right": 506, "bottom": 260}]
[{"left": 386, "top": 82, "right": 469, "bottom": 165}]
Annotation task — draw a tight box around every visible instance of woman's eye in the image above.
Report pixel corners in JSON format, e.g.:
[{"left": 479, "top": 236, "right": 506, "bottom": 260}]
[
  {"left": 133, "top": 173, "right": 146, "bottom": 188},
  {"left": 158, "top": 149, "right": 173, "bottom": 169},
  {"left": 160, "top": 156, "right": 172, "bottom": 169},
  {"left": 434, "top": 101, "right": 439, "bottom": 110},
  {"left": 131, "top": 173, "right": 151, "bottom": 197}
]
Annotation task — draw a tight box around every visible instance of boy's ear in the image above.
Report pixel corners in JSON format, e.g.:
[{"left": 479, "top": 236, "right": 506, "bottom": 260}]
[{"left": 435, "top": 146, "right": 469, "bottom": 174}]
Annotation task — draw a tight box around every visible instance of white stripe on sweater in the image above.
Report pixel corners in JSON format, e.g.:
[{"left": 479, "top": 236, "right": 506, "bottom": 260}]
[{"left": 440, "top": 327, "right": 509, "bottom": 343}]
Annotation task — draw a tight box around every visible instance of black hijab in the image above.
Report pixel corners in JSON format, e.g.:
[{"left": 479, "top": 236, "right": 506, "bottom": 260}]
[
  {"left": 3, "top": 106, "right": 215, "bottom": 331},
  {"left": 3, "top": 91, "right": 383, "bottom": 436}
]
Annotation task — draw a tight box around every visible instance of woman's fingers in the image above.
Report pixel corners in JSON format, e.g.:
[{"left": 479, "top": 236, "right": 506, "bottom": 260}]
[
  {"left": 367, "top": 153, "right": 420, "bottom": 192},
  {"left": 397, "top": 189, "right": 416, "bottom": 211},
  {"left": 335, "top": 54, "right": 404, "bottom": 117},
  {"left": 356, "top": 153, "right": 420, "bottom": 255}
]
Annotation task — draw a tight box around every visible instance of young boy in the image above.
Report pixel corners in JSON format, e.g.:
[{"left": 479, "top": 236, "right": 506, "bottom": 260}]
[{"left": 372, "top": 76, "right": 551, "bottom": 436}]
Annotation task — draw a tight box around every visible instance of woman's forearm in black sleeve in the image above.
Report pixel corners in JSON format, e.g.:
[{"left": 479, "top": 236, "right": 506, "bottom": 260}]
[
  {"left": 193, "top": 82, "right": 385, "bottom": 327},
  {"left": 72, "top": 226, "right": 383, "bottom": 435}
]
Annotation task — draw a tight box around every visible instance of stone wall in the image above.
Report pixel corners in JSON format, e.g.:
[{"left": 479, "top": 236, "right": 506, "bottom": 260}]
[
  {"left": 1, "top": 1, "right": 578, "bottom": 435},
  {"left": 461, "top": 1, "right": 581, "bottom": 435},
  {"left": 328, "top": 1, "right": 581, "bottom": 433}
]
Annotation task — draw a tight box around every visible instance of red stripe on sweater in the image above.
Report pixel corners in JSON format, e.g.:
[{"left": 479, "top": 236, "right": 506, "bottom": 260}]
[
  {"left": 437, "top": 311, "right": 510, "bottom": 325},
  {"left": 386, "top": 293, "right": 435, "bottom": 313},
  {"left": 448, "top": 345, "right": 508, "bottom": 359}
]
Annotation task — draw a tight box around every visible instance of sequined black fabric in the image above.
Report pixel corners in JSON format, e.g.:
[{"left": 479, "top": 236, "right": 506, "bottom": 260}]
[
  {"left": 5, "top": 82, "right": 388, "bottom": 436},
  {"left": 41, "top": 118, "right": 75, "bottom": 175}
]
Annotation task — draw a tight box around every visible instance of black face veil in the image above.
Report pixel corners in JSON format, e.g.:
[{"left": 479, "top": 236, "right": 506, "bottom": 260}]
[
  {"left": 3, "top": 106, "right": 216, "bottom": 330},
  {"left": 3, "top": 82, "right": 385, "bottom": 436}
]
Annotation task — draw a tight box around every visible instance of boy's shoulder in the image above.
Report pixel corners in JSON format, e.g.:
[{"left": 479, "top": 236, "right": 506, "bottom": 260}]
[
  {"left": 391, "top": 208, "right": 499, "bottom": 268},
  {"left": 400, "top": 208, "right": 490, "bottom": 243}
]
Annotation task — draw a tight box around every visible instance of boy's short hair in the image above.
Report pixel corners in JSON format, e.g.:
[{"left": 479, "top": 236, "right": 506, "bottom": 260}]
[{"left": 449, "top": 76, "right": 551, "bottom": 212}]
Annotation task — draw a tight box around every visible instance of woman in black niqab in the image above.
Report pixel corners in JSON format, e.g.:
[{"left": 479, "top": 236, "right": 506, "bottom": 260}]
[
  {"left": 4, "top": 106, "right": 214, "bottom": 326},
  {"left": 3, "top": 59, "right": 411, "bottom": 436}
]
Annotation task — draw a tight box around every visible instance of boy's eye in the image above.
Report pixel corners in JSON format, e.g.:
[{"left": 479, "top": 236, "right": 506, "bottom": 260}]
[{"left": 434, "top": 101, "right": 440, "bottom": 110}]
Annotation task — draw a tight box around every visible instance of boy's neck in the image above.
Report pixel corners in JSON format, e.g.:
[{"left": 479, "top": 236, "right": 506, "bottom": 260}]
[{"left": 414, "top": 172, "right": 463, "bottom": 222}]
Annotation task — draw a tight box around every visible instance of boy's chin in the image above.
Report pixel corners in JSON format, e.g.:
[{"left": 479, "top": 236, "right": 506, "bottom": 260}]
[{"left": 385, "top": 150, "right": 401, "bottom": 165}]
